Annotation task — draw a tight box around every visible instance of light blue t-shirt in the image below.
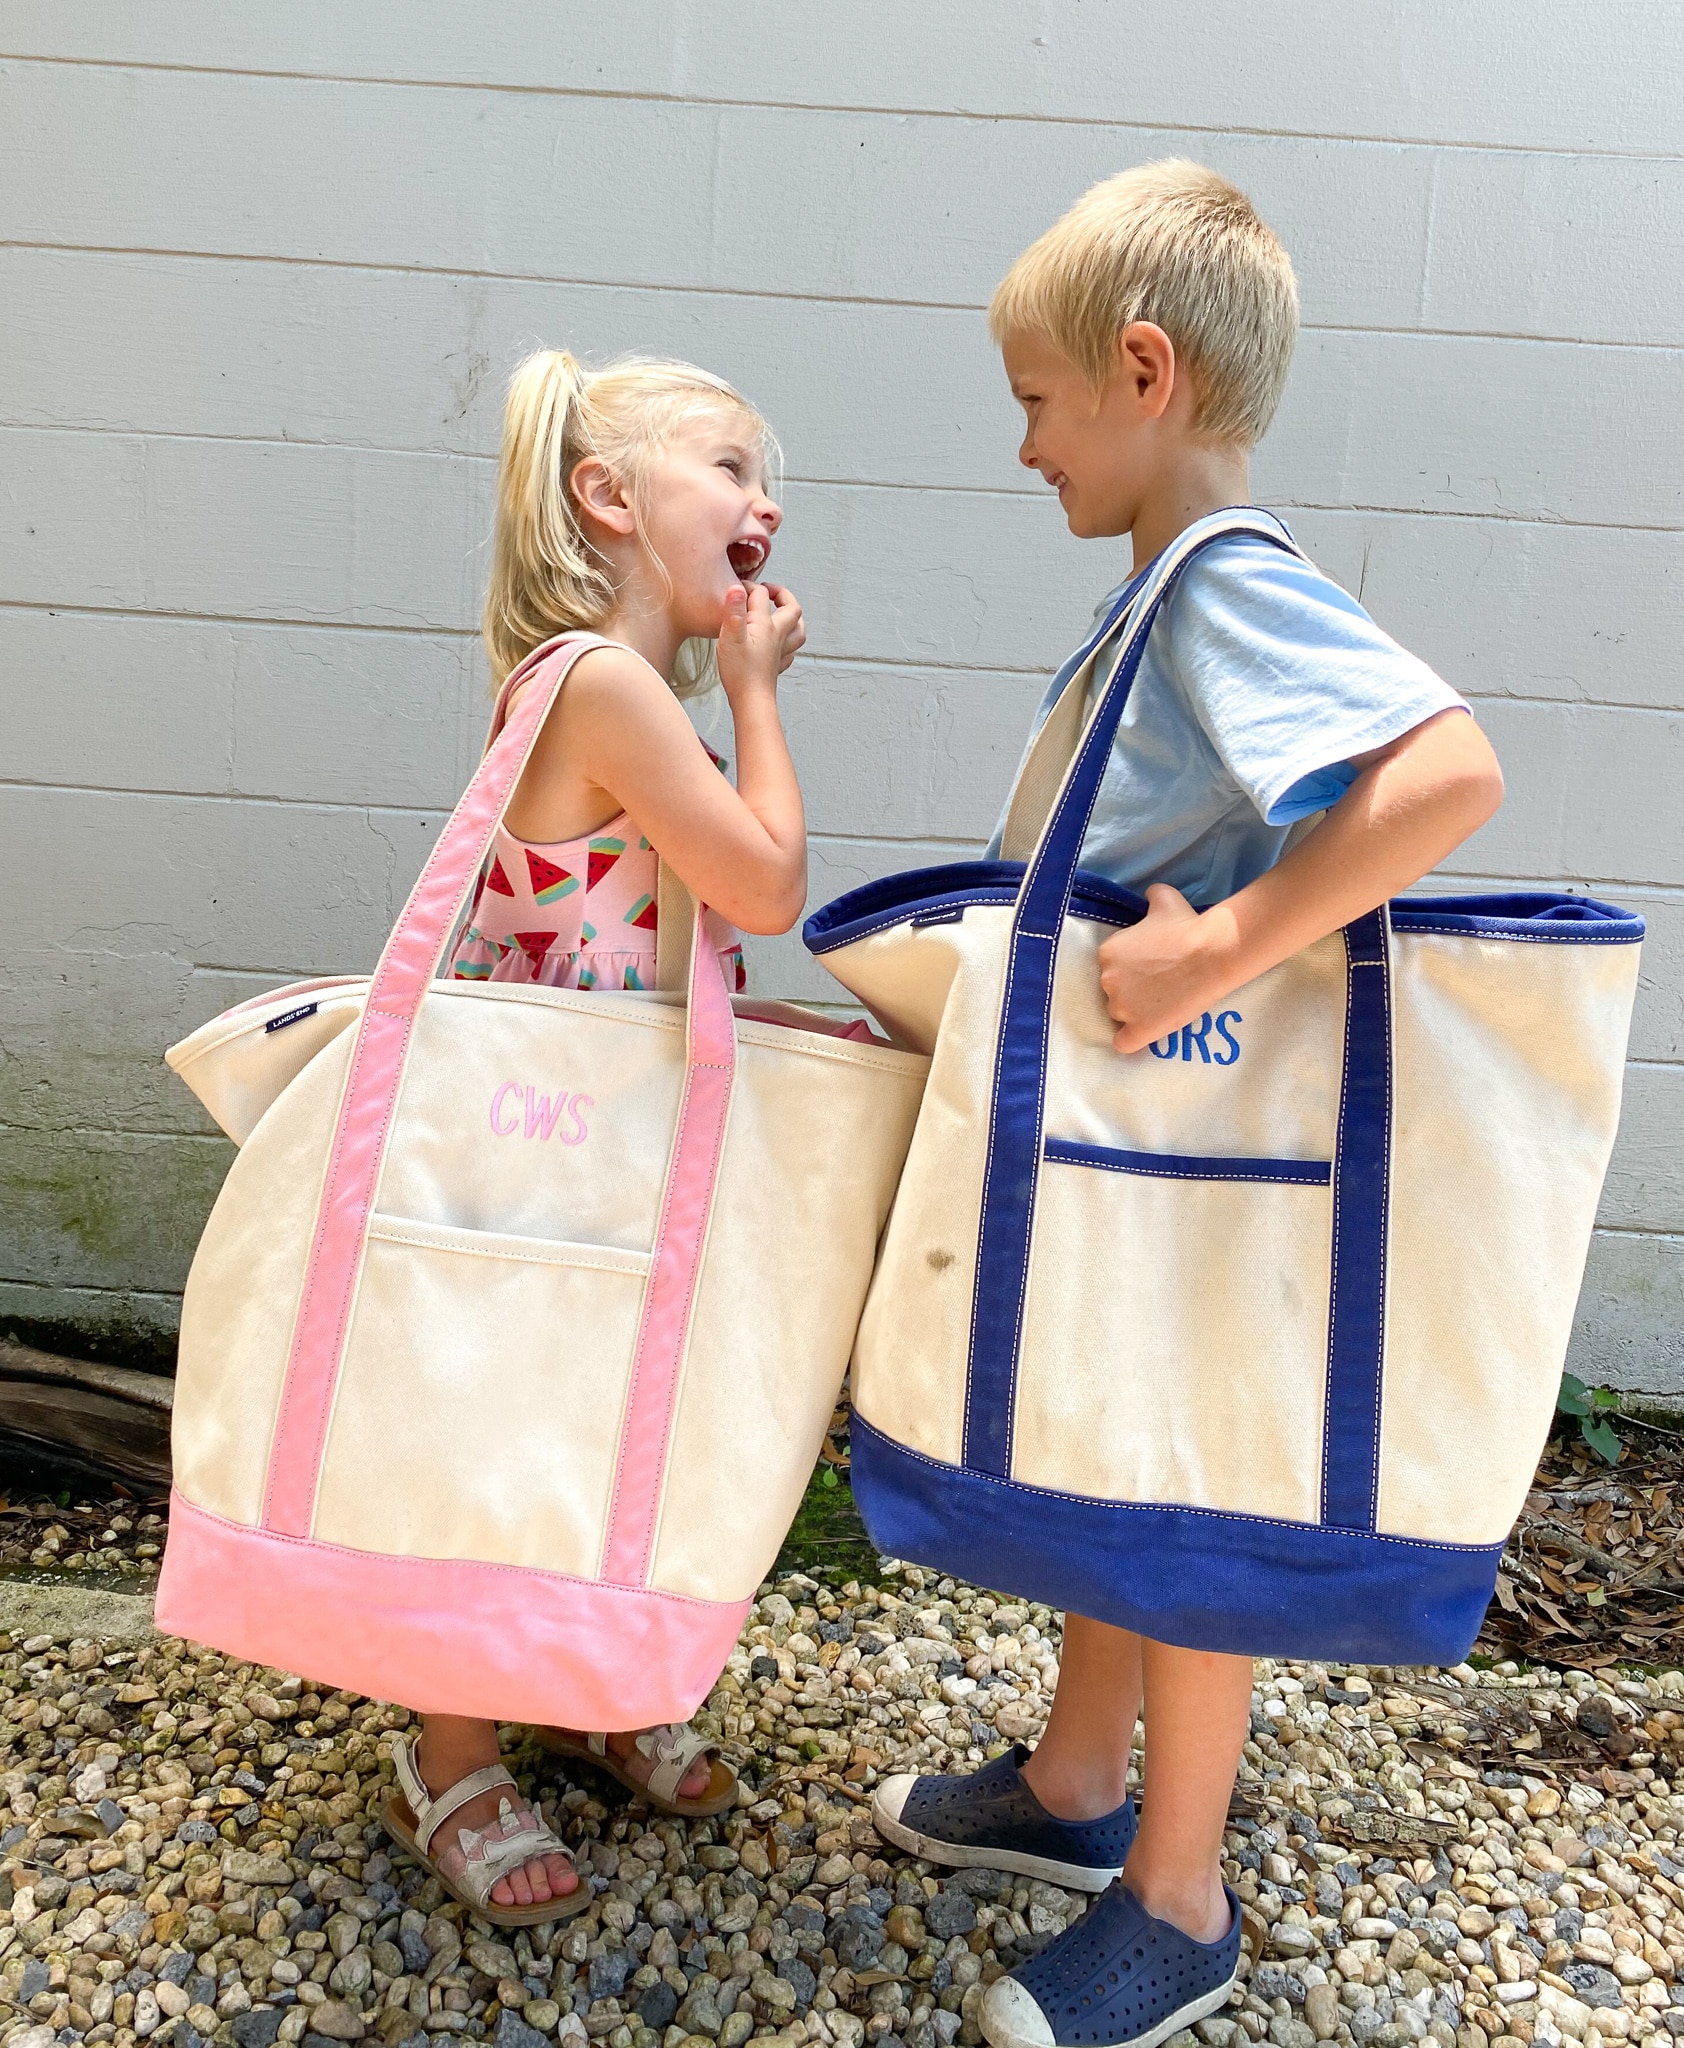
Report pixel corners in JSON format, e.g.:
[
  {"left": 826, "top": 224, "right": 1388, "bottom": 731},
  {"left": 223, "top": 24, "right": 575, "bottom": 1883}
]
[{"left": 986, "top": 522, "right": 1467, "bottom": 908}]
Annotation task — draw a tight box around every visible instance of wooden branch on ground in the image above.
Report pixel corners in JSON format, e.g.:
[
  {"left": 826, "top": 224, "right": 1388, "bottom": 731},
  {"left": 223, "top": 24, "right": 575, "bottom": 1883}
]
[{"left": 0, "top": 1341, "right": 172, "bottom": 1489}]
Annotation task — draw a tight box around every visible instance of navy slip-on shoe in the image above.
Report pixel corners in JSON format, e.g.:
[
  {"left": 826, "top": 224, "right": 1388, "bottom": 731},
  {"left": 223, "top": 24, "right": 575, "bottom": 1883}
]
[
  {"left": 872, "top": 1744, "right": 1136, "bottom": 1892},
  {"left": 981, "top": 1880, "right": 1242, "bottom": 2048}
]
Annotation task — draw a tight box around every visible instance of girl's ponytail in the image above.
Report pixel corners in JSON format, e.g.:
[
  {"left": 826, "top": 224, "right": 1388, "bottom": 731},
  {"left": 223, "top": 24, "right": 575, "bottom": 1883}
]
[{"left": 482, "top": 350, "right": 614, "bottom": 683}]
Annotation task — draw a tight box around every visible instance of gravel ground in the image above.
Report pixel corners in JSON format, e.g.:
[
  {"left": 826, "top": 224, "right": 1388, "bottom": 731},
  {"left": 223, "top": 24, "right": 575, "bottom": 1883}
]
[
  {"left": 0, "top": 1499, "right": 166, "bottom": 1583},
  {"left": 3, "top": 1561, "right": 1683, "bottom": 2048}
]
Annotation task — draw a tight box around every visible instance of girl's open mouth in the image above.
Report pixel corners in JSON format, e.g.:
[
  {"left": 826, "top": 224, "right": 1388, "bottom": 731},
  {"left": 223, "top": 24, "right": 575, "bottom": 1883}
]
[{"left": 727, "top": 536, "right": 769, "bottom": 581}]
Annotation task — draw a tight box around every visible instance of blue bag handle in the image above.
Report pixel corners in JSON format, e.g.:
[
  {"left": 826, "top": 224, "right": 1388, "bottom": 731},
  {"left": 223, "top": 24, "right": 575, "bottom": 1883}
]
[
  {"left": 1017, "top": 508, "right": 1302, "bottom": 936},
  {"left": 964, "top": 508, "right": 1392, "bottom": 1535}
]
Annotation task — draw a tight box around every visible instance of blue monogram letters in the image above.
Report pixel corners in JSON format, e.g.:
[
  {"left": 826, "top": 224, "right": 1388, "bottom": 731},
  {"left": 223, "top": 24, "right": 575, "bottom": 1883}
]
[{"left": 1147, "top": 1010, "right": 1243, "bottom": 1064}]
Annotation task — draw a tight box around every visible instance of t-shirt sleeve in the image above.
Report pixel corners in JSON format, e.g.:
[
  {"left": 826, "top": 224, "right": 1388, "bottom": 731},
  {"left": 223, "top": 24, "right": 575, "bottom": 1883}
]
[{"left": 1164, "top": 540, "right": 1469, "bottom": 825}]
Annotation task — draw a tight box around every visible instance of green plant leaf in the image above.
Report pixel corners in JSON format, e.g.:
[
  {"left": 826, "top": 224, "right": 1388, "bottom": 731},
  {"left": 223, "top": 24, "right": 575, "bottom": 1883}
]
[
  {"left": 1558, "top": 1372, "right": 1592, "bottom": 1418},
  {"left": 1590, "top": 1386, "right": 1621, "bottom": 1411},
  {"left": 820, "top": 1466, "right": 839, "bottom": 1489},
  {"left": 1581, "top": 1415, "right": 1623, "bottom": 1464}
]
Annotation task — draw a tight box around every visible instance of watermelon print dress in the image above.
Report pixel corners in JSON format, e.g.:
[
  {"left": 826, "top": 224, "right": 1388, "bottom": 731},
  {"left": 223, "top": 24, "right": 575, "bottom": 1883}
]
[{"left": 451, "top": 793, "right": 748, "bottom": 994}]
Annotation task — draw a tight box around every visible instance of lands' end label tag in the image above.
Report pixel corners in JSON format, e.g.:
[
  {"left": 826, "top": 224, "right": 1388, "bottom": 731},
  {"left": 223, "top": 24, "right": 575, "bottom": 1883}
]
[{"left": 265, "top": 1002, "right": 320, "bottom": 1034}]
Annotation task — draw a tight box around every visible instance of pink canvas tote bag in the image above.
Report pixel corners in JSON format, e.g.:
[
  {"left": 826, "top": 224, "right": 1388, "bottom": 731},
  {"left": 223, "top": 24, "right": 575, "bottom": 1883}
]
[{"left": 157, "top": 633, "right": 928, "bottom": 1726}]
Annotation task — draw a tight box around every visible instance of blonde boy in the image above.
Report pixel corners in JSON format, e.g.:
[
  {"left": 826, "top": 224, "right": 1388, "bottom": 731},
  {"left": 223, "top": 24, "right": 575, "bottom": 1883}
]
[{"left": 871, "top": 163, "right": 1502, "bottom": 2048}]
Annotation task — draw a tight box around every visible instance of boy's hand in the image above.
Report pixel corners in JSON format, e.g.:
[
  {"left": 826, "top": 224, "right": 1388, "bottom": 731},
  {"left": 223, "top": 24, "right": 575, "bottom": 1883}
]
[
  {"left": 718, "top": 581, "right": 805, "bottom": 699},
  {"left": 1098, "top": 885, "right": 1227, "bottom": 1055},
  {"left": 1097, "top": 709, "right": 1504, "bottom": 1057}
]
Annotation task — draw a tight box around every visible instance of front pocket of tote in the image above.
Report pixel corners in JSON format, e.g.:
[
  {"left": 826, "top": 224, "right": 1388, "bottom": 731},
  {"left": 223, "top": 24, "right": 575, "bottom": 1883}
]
[
  {"left": 1012, "top": 1147, "right": 1332, "bottom": 1523},
  {"left": 311, "top": 1217, "right": 651, "bottom": 1575}
]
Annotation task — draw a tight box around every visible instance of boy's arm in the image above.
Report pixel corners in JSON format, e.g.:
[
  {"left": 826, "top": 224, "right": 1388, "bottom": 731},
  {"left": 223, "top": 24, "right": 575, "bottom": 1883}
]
[{"left": 1097, "top": 708, "right": 1504, "bottom": 1054}]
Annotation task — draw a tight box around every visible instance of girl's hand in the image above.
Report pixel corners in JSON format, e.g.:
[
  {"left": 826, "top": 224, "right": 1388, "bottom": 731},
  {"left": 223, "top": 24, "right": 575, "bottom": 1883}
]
[
  {"left": 1097, "top": 884, "right": 1229, "bottom": 1055},
  {"left": 718, "top": 582, "right": 805, "bottom": 699}
]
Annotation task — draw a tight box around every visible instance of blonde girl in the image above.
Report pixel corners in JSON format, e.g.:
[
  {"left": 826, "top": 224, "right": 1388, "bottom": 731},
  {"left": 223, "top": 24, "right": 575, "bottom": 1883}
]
[{"left": 380, "top": 351, "right": 806, "bottom": 1923}]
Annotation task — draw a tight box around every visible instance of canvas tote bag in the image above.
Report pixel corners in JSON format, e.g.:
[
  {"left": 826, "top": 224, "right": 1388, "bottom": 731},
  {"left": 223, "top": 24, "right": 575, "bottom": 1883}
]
[
  {"left": 803, "top": 511, "right": 1643, "bottom": 1666},
  {"left": 157, "top": 632, "right": 929, "bottom": 1726}
]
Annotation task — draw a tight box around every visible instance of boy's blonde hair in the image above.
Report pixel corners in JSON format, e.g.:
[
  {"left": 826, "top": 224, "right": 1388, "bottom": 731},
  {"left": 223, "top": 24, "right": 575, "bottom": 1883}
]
[
  {"left": 989, "top": 159, "right": 1298, "bottom": 447},
  {"left": 483, "top": 350, "right": 780, "bottom": 691}
]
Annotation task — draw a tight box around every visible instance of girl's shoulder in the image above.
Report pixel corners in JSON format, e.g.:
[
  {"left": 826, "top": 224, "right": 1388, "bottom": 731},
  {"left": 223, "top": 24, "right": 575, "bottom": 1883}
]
[{"left": 507, "top": 636, "right": 656, "bottom": 710}]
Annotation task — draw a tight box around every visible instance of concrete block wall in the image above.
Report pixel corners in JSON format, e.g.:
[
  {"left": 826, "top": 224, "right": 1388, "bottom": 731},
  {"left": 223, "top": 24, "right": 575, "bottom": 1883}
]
[{"left": 0, "top": 3, "right": 1678, "bottom": 1388}]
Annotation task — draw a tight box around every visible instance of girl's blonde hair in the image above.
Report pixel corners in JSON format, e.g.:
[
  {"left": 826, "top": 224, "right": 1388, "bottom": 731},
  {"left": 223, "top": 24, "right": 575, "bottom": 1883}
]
[
  {"left": 483, "top": 350, "right": 780, "bottom": 693},
  {"left": 989, "top": 160, "right": 1298, "bottom": 447}
]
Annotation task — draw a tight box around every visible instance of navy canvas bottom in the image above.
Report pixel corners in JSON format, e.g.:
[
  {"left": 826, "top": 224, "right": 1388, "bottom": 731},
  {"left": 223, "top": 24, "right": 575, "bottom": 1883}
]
[{"left": 849, "top": 1415, "right": 1502, "bottom": 1666}]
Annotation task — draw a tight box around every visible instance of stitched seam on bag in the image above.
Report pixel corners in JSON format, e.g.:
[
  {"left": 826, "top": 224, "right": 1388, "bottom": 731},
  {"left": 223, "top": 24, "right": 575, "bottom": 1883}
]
[
  {"left": 1390, "top": 923, "right": 1640, "bottom": 943},
  {"left": 730, "top": 1032, "right": 927, "bottom": 1074},
  {"left": 985, "top": 557, "right": 1162, "bottom": 1454},
  {"left": 364, "top": 1227, "right": 650, "bottom": 1275},
  {"left": 851, "top": 1422, "right": 1503, "bottom": 1556},
  {"left": 1008, "top": 935, "right": 1058, "bottom": 1445},
  {"left": 964, "top": 933, "right": 1018, "bottom": 1471},
  {"left": 1319, "top": 939, "right": 1388, "bottom": 1531},
  {"left": 266, "top": 645, "right": 585, "bottom": 1534},
  {"left": 607, "top": 1079, "right": 697, "bottom": 1580},
  {"left": 264, "top": 1014, "right": 397, "bottom": 1531},
  {"left": 603, "top": 931, "right": 734, "bottom": 1588},
  {"left": 809, "top": 893, "right": 1019, "bottom": 952},
  {"left": 1321, "top": 942, "right": 1350, "bottom": 1530},
  {"left": 1372, "top": 918, "right": 1393, "bottom": 1530},
  {"left": 173, "top": 1489, "right": 739, "bottom": 1608},
  {"left": 969, "top": 516, "right": 1300, "bottom": 1482},
  {"left": 615, "top": 1071, "right": 731, "bottom": 1580},
  {"left": 635, "top": 1070, "right": 733, "bottom": 1584},
  {"left": 1043, "top": 1146, "right": 1331, "bottom": 1187}
]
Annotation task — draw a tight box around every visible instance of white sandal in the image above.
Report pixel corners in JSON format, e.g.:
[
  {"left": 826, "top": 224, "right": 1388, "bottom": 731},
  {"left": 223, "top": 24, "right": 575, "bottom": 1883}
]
[
  {"left": 536, "top": 1723, "right": 737, "bottom": 1816},
  {"left": 380, "top": 1734, "right": 591, "bottom": 1926}
]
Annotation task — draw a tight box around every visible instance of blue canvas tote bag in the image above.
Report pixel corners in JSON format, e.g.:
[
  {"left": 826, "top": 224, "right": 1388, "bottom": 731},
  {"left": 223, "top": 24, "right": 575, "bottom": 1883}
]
[{"left": 803, "top": 510, "right": 1644, "bottom": 1665}]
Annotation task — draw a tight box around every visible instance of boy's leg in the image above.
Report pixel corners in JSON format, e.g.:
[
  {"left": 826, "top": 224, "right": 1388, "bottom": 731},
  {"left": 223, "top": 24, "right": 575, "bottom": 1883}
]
[
  {"left": 1126, "top": 1640, "right": 1251, "bottom": 1939},
  {"left": 1018, "top": 1612, "right": 1141, "bottom": 1818},
  {"left": 871, "top": 1613, "right": 1139, "bottom": 1889},
  {"left": 980, "top": 1640, "right": 1251, "bottom": 2048}
]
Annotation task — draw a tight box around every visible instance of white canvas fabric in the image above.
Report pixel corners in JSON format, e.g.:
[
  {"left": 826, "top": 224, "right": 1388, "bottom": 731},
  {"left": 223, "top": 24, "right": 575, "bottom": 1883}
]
[
  {"left": 157, "top": 633, "right": 929, "bottom": 1728},
  {"left": 804, "top": 513, "right": 1642, "bottom": 1666}
]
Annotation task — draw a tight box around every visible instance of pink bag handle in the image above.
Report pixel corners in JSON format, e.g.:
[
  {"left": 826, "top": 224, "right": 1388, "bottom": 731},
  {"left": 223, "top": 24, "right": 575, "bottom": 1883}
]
[{"left": 262, "top": 634, "right": 738, "bottom": 1564}]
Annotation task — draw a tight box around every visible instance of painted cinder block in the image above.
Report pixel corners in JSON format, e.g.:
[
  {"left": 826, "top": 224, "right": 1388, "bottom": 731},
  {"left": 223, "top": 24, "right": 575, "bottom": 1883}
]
[{"left": 1, "top": 13, "right": 1679, "bottom": 1384}]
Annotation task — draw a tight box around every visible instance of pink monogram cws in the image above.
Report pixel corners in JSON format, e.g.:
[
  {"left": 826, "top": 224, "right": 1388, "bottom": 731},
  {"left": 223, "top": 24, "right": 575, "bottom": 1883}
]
[
  {"left": 156, "top": 631, "right": 930, "bottom": 1728},
  {"left": 489, "top": 1081, "right": 593, "bottom": 1143}
]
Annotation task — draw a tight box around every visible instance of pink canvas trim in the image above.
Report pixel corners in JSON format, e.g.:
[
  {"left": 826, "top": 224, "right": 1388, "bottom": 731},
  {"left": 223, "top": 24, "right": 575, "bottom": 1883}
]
[
  {"left": 159, "top": 1490, "right": 748, "bottom": 1728},
  {"left": 263, "top": 636, "right": 606, "bottom": 1537},
  {"left": 600, "top": 909, "right": 737, "bottom": 1588}
]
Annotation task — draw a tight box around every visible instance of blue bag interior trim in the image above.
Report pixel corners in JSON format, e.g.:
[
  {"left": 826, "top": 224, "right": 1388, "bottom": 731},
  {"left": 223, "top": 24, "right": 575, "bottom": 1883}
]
[
  {"left": 1389, "top": 894, "right": 1644, "bottom": 942},
  {"left": 849, "top": 1414, "right": 1503, "bottom": 1667},
  {"left": 805, "top": 871, "right": 1646, "bottom": 954},
  {"left": 1044, "top": 1137, "right": 1332, "bottom": 1186},
  {"left": 804, "top": 863, "right": 1148, "bottom": 952}
]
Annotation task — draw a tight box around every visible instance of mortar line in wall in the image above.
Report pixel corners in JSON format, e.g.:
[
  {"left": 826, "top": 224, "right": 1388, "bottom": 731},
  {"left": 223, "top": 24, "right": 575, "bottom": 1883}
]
[
  {"left": 4, "top": 54, "right": 1683, "bottom": 166},
  {"left": 1432, "top": 872, "right": 1684, "bottom": 900},
  {"left": 6, "top": 242, "right": 1684, "bottom": 359},
  {"left": 809, "top": 832, "right": 984, "bottom": 849},
  {"left": 7, "top": 424, "right": 1684, "bottom": 536},
  {"left": 0, "top": 611, "right": 1675, "bottom": 708},
  {"left": 1589, "top": 1225, "right": 1684, "bottom": 1241},
  {"left": 0, "top": 599, "right": 478, "bottom": 639},
  {"left": 0, "top": 1121, "right": 232, "bottom": 1146},
  {"left": 2, "top": 783, "right": 1681, "bottom": 897},
  {"left": 0, "top": 1280, "right": 184, "bottom": 1305},
  {"left": 0, "top": 775, "right": 445, "bottom": 817}
]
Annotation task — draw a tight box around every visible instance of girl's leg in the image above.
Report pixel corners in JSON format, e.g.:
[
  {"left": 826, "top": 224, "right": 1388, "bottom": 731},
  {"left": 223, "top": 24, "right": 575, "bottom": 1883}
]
[
  {"left": 418, "top": 1715, "right": 577, "bottom": 1909},
  {"left": 1123, "top": 1640, "right": 1253, "bottom": 1941},
  {"left": 1019, "top": 1612, "right": 1142, "bottom": 1819},
  {"left": 542, "top": 1728, "right": 716, "bottom": 1800}
]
